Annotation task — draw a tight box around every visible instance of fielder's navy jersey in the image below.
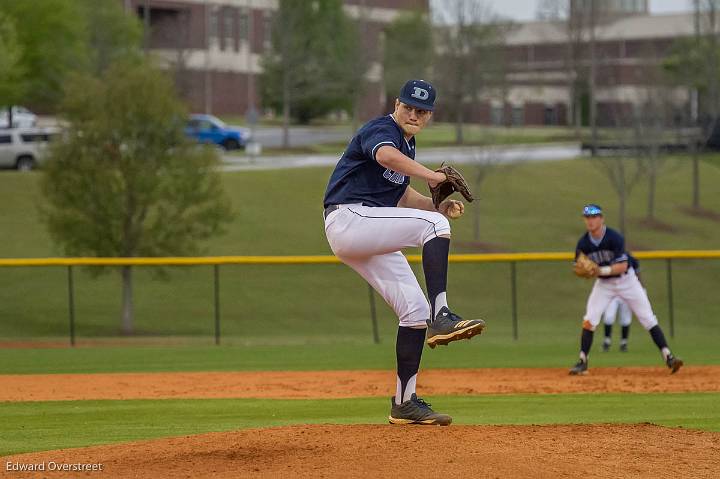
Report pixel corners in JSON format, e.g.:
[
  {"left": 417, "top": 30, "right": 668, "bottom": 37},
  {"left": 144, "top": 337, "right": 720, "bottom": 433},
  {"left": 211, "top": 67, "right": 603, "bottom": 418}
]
[
  {"left": 323, "top": 115, "right": 415, "bottom": 208},
  {"left": 575, "top": 227, "right": 629, "bottom": 273},
  {"left": 628, "top": 253, "right": 639, "bottom": 272}
]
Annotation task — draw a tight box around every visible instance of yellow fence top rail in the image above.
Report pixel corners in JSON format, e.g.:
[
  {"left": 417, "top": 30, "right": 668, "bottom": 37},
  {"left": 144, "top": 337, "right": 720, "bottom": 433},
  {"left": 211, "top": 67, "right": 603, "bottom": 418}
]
[{"left": 0, "top": 250, "right": 719, "bottom": 267}]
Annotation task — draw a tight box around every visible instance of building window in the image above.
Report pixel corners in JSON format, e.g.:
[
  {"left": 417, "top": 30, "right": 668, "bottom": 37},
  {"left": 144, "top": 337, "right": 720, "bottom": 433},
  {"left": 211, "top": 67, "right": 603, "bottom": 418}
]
[
  {"left": 209, "top": 6, "right": 219, "bottom": 45},
  {"left": 210, "top": 7, "right": 219, "bottom": 39},
  {"left": 263, "top": 10, "right": 273, "bottom": 51},
  {"left": 222, "top": 8, "right": 235, "bottom": 51},
  {"left": 491, "top": 105, "right": 503, "bottom": 126},
  {"left": 544, "top": 106, "right": 558, "bottom": 125},
  {"left": 238, "top": 8, "right": 249, "bottom": 42},
  {"left": 512, "top": 106, "right": 524, "bottom": 126}
]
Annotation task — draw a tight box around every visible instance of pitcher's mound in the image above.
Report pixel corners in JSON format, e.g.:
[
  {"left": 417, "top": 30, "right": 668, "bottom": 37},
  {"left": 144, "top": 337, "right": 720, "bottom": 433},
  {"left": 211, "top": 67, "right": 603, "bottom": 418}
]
[{"left": 7, "top": 424, "right": 719, "bottom": 478}]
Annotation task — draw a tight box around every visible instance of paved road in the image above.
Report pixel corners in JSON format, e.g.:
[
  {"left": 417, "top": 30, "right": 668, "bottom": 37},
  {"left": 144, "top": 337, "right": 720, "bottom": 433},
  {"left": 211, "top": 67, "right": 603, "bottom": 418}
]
[
  {"left": 220, "top": 143, "right": 583, "bottom": 172},
  {"left": 241, "top": 126, "right": 351, "bottom": 148}
]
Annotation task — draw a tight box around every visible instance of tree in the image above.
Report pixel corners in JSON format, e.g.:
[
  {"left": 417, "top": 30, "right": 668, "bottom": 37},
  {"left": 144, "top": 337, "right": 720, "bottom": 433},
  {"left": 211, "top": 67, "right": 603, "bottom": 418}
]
[
  {"left": 40, "top": 60, "right": 233, "bottom": 334},
  {"left": 260, "top": 0, "right": 359, "bottom": 143},
  {"left": 78, "top": 0, "right": 143, "bottom": 76},
  {"left": 592, "top": 155, "right": 644, "bottom": 236},
  {"left": 627, "top": 95, "right": 674, "bottom": 224},
  {"left": 0, "top": 0, "right": 88, "bottom": 108},
  {"left": 433, "top": 0, "right": 508, "bottom": 144},
  {"left": 348, "top": 1, "right": 371, "bottom": 131},
  {"left": 465, "top": 145, "right": 519, "bottom": 242},
  {"left": 0, "top": 12, "right": 25, "bottom": 125},
  {"left": 535, "top": 0, "right": 565, "bottom": 20},
  {"left": 383, "top": 11, "right": 434, "bottom": 108},
  {"left": 0, "top": 0, "right": 141, "bottom": 123}
]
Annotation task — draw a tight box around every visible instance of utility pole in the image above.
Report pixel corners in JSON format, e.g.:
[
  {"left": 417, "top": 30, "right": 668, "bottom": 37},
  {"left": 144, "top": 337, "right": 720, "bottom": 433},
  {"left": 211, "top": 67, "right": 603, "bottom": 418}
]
[
  {"left": 589, "top": 0, "right": 598, "bottom": 156},
  {"left": 246, "top": 1, "right": 258, "bottom": 129},
  {"left": 246, "top": 0, "right": 254, "bottom": 118},
  {"left": 143, "top": 0, "right": 151, "bottom": 53},
  {"left": 708, "top": 0, "right": 719, "bottom": 120},
  {"left": 692, "top": 0, "right": 700, "bottom": 124},
  {"left": 204, "top": 1, "right": 213, "bottom": 114}
]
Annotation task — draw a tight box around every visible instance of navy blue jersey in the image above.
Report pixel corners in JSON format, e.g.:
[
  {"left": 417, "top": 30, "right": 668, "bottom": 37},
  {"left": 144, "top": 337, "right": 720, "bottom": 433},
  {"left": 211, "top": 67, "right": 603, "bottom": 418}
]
[
  {"left": 628, "top": 253, "right": 639, "bottom": 272},
  {"left": 323, "top": 115, "right": 415, "bottom": 208},
  {"left": 575, "top": 227, "right": 629, "bottom": 273}
]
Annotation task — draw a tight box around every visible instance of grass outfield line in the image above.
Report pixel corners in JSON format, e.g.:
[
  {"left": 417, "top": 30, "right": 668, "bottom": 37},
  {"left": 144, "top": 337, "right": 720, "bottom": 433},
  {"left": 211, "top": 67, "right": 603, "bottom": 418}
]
[
  {"left": 1, "top": 393, "right": 719, "bottom": 456},
  {"left": 1, "top": 338, "right": 719, "bottom": 374}
]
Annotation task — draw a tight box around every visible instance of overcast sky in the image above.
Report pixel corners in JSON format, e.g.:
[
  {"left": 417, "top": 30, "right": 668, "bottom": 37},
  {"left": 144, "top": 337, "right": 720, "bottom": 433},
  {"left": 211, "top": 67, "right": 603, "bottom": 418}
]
[{"left": 484, "top": 0, "right": 692, "bottom": 21}]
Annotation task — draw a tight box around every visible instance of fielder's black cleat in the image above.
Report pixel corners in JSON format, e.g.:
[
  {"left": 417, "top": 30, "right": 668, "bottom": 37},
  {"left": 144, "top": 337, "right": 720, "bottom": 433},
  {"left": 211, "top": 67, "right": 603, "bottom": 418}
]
[
  {"left": 426, "top": 306, "right": 485, "bottom": 349},
  {"left": 569, "top": 359, "right": 588, "bottom": 375},
  {"left": 666, "top": 355, "right": 683, "bottom": 374},
  {"left": 619, "top": 341, "right": 628, "bottom": 353},
  {"left": 602, "top": 338, "right": 611, "bottom": 352},
  {"left": 388, "top": 394, "right": 452, "bottom": 426}
]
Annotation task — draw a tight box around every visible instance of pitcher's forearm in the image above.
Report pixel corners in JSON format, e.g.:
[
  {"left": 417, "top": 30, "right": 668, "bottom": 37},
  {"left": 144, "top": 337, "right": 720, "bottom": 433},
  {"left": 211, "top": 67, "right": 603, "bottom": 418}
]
[
  {"left": 376, "top": 146, "right": 444, "bottom": 185},
  {"left": 398, "top": 186, "right": 435, "bottom": 211}
]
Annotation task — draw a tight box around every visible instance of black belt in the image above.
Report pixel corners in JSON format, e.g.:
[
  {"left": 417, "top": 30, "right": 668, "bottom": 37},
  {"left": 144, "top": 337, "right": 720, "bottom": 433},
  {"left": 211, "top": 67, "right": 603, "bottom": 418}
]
[{"left": 323, "top": 204, "right": 341, "bottom": 219}]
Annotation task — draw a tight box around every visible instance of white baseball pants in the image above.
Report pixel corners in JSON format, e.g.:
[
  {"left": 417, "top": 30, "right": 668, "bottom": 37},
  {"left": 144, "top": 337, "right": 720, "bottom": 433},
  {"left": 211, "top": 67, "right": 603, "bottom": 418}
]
[
  {"left": 603, "top": 297, "right": 632, "bottom": 327},
  {"left": 324, "top": 204, "right": 451, "bottom": 328},
  {"left": 584, "top": 268, "right": 658, "bottom": 331}
]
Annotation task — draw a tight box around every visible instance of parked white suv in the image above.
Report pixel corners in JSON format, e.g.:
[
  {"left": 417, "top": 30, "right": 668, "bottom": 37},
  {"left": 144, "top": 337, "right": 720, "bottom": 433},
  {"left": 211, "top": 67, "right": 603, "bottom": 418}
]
[
  {"left": 0, "top": 106, "right": 37, "bottom": 128},
  {"left": 0, "top": 127, "right": 59, "bottom": 171}
]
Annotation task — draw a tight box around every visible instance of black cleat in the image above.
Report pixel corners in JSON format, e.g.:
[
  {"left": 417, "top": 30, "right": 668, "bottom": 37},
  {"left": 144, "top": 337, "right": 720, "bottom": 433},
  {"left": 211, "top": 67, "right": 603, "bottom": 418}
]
[
  {"left": 602, "top": 339, "right": 611, "bottom": 352},
  {"left": 389, "top": 394, "right": 452, "bottom": 426},
  {"left": 569, "top": 359, "right": 588, "bottom": 375},
  {"left": 619, "top": 342, "right": 628, "bottom": 353},
  {"left": 426, "top": 306, "right": 485, "bottom": 349},
  {"left": 666, "top": 355, "right": 684, "bottom": 374}
]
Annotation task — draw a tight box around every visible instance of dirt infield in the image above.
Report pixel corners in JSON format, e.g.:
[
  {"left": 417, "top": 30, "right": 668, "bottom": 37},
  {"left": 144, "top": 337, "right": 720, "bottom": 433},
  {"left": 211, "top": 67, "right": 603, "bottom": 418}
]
[
  {"left": 5, "top": 424, "right": 720, "bottom": 478},
  {"left": 2, "top": 366, "right": 719, "bottom": 402}
]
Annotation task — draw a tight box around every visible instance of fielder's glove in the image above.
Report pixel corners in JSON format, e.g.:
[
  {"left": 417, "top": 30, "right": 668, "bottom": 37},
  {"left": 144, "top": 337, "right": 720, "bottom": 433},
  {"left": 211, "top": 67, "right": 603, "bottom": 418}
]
[
  {"left": 429, "top": 164, "right": 475, "bottom": 209},
  {"left": 573, "top": 252, "right": 599, "bottom": 278}
]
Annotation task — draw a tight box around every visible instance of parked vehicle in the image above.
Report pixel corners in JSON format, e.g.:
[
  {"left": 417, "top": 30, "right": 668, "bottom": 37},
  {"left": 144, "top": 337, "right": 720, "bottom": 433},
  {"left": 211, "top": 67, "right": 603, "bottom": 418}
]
[
  {"left": 0, "top": 127, "right": 59, "bottom": 171},
  {"left": 185, "top": 114, "right": 250, "bottom": 150},
  {"left": 0, "top": 106, "right": 38, "bottom": 129}
]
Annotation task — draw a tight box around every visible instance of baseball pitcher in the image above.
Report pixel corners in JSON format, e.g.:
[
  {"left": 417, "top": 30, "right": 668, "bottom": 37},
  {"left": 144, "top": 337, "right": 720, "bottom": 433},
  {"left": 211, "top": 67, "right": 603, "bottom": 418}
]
[{"left": 323, "top": 79, "right": 483, "bottom": 425}]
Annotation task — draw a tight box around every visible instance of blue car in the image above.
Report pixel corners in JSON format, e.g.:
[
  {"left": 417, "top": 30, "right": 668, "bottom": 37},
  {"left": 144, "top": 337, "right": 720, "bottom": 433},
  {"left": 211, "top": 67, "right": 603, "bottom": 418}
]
[{"left": 185, "top": 114, "right": 250, "bottom": 150}]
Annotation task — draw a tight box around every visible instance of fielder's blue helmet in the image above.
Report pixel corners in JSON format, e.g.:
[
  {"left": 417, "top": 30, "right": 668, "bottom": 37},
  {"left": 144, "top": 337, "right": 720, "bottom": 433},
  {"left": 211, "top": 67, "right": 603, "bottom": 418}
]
[{"left": 582, "top": 204, "right": 603, "bottom": 216}]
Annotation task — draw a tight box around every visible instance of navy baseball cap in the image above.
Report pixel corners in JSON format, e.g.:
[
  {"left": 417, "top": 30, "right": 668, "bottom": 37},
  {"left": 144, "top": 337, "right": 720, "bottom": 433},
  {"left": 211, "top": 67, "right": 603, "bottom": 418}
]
[
  {"left": 582, "top": 204, "right": 603, "bottom": 216},
  {"left": 398, "top": 79, "right": 436, "bottom": 111}
]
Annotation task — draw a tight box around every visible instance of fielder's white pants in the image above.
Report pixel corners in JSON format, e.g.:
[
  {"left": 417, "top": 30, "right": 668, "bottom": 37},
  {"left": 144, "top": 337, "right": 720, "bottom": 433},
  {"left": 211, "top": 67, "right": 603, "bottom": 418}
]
[
  {"left": 584, "top": 268, "right": 658, "bottom": 331},
  {"left": 324, "top": 204, "right": 451, "bottom": 328},
  {"left": 603, "top": 297, "right": 632, "bottom": 327}
]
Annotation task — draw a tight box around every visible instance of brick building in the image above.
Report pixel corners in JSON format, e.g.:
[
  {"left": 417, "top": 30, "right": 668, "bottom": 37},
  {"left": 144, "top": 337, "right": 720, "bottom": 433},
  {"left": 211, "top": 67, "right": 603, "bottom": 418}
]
[
  {"left": 123, "top": 0, "right": 428, "bottom": 120},
  {"left": 466, "top": 12, "right": 697, "bottom": 127}
]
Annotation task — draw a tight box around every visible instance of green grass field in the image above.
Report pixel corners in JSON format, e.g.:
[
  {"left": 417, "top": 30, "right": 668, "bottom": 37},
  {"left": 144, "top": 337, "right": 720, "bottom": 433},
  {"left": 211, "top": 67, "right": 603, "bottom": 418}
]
[
  {"left": 1, "top": 339, "right": 719, "bottom": 456},
  {"left": 1, "top": 336, "right": 718, "bottom": 375},
  {"left": 0, "top": 154, "right": 718, "bottom": 342},
  {"left": 1, "top": 153, "right": 719, "bottom": 457},
  {"left": 2, "top": 393, "right": 719, "bottom": 456}
]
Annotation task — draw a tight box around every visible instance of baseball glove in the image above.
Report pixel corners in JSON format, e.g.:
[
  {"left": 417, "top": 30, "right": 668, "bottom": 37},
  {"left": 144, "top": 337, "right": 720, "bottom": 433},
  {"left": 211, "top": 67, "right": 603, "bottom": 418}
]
[
  {"left": 574, "top": 252, "right": 599, "bottom": 278},
  {"left": 429, "top": 165, "right": 475, "bottom": 209}
]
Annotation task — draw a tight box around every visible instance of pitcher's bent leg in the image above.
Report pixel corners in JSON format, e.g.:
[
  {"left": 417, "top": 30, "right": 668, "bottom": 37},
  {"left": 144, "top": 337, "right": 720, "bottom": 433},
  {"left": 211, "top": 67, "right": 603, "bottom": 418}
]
[{"left": 339, "top": 251, "right": 430, "bottom": 328}]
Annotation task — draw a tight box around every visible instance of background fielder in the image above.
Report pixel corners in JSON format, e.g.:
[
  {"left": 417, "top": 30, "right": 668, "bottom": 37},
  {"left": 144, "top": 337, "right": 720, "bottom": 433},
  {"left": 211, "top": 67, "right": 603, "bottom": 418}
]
[
  {"left": 570, "top": 204, "right": 683, "bottom": 375},
  {"left": 602, "top": 296, "right": 632, "bottom": 352},
  {"left": 323, "top": 79, "right": 485, "bottom": 426},
  {"left": 601, "top": 255, "right": 639, "bottom": 352}
]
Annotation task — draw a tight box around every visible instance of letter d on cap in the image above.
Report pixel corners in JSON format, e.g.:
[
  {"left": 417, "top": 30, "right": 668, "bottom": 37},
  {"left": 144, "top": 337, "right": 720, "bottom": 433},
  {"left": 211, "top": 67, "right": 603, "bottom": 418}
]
[{"left": 411, "top": 87, "right": 429, "bottom": 101}]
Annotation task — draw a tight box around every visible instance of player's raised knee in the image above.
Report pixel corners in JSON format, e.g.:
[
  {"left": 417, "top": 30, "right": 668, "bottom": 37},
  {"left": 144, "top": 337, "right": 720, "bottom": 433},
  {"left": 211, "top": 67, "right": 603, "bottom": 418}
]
[{"left": 427, "top": 212, "right": 451, "bottom": 239}]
